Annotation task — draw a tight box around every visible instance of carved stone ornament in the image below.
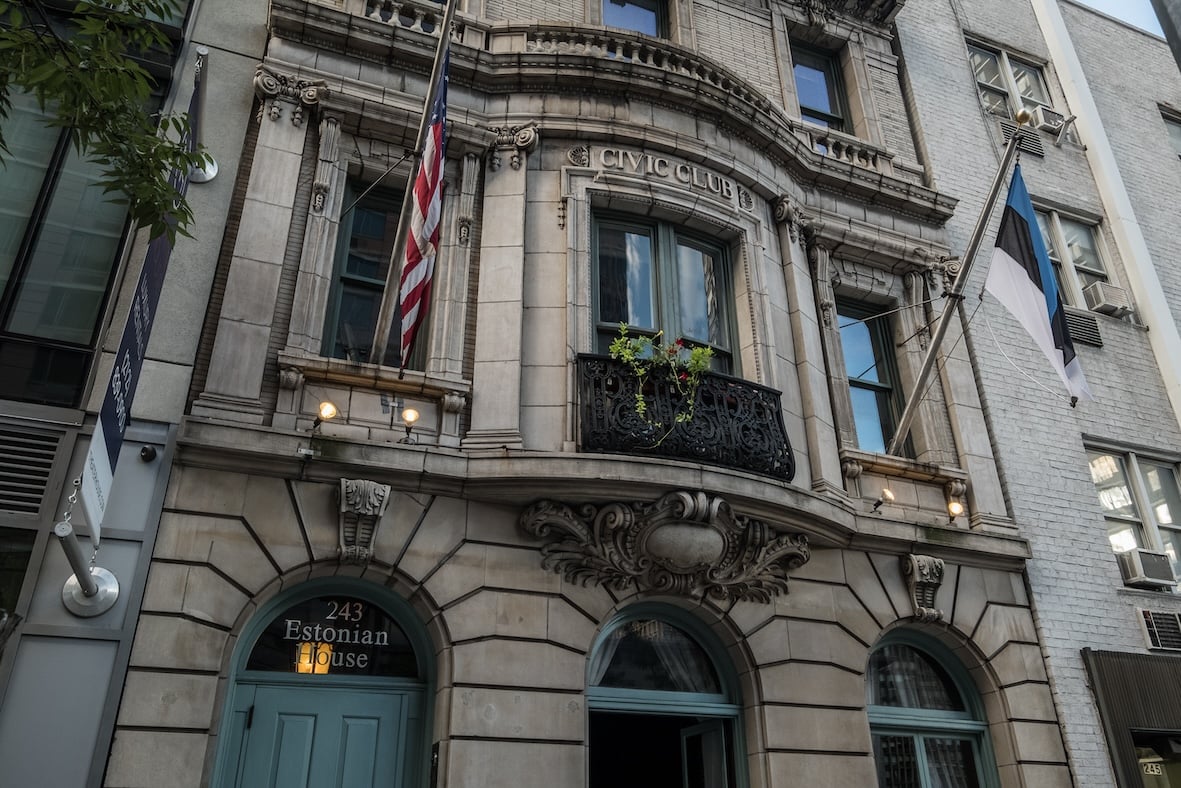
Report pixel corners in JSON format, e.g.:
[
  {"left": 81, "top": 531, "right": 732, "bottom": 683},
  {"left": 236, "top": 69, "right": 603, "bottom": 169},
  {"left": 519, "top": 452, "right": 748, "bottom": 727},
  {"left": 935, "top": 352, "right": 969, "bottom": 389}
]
[
  {"left": 489, "top": 124, "right": 539, "bottom": 171},
  {"left": 738, "top": 188, "right": 754, "bottom": 212},
  {"left": 901, "top": 554, "right": 945, "bottom": 622},
  {"left": 338, "top": 479, "right": 392, "bottom": 564},
  {"left": 312, "top": 116, "right": 341, "bottom": 213},
  {"left": 774, "top": 195, "right": 801, "bottom": 243},
  {"left": 278, "top": 366, "right": 305, "bottom": 390},
  {"left": 519, "top": 490, "right": 811, "bottom": 603},
  {"left": 253, "top": 65, "right": 329, "bottom": 126},
  {"left": 567, "top": 145, "right": 590, "bottom": 167}
]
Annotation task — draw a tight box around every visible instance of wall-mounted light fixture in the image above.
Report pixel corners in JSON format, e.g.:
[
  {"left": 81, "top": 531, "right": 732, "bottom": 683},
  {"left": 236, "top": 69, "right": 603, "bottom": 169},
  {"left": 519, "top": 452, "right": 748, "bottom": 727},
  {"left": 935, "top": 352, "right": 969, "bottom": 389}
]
[
  {"left": 945, "top": 480, "right": 968, "bottom": 523},
  {"left": 399, "top": 404, "right": 420, "bottom": 444},
  {"left": 871, "top": 487, "right": 895, "bottom": 513},
  {"left": 313, "top": 400, "right": 338, "bottom": 430}
]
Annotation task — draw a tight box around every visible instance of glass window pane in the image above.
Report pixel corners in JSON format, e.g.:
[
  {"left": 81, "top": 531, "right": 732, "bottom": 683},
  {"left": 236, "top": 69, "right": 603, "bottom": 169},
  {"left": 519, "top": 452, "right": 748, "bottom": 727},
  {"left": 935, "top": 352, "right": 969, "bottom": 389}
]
[
  {"left": 0, "top": 94, "right": 61, "bottom": 291},
  {"left": 603, "top": 0, "right": 661, "bottom": 36},
  {"left": 346, "top": 204, "right": 399, "bottom": 281},
  {"left": 838, "top": 313, "right": 880, "bottom": 383},
  {"left": 246, "top": 595, "right": 418, "bottom": 677},
  {"left": 1059, "top": 218, "right": 1106, "bottom": 277},
  {"left": 330, "top": 283, "right": 384, "bottom": 363},
  {"left": 593, "top": 619, "right": 721, "bottom": 694},
  {"left": 1088, "top": 451, "right": 1141, "bottom": 520},
  {"left": 1143, "top": 462, "right": 1181, "bottom": 528},
  {"left": 873, "top": 735, "right": 922, "bottom": 788},
  {"left": 676, "top": 241, "right": 722, "bottom": 347},
  {"left": 1159, "top": 528, "right": 1181, "bottom": 581},
  {"left": 1035, "top": 212, "right": 1060, "bottom": 262},
  {"left": 598, "top": 224, "right": 655, "bottom": 330},
  {"left": 968, "top": 47, "right": 1005, "bottom": 90},
  {"left": 4, "top": 149, "right": 126, "bottom": 344},
  {"left": 849, "top": 386, "right": 887, "bottom": 454},
  {"left": 1108, "top": 520, "right": 1143, "bottom": 553},
  {"left": 1166, "top": 118, "right": 1181, "bottom": 157},
  {"left": 924, "top": 737, "right": 981, "bottom": 788},
  {"left": 794, "top": 53, "right": 838, "bottom": 117},
  {"left": 977, "top": 86, "right": 1011, "bottom": 116},
  {"left": 1010, "top": 60, "right": 1049, "bottom": 107},
  {"left": 868, "top": 644, "right": 966, "bottom": 711}
]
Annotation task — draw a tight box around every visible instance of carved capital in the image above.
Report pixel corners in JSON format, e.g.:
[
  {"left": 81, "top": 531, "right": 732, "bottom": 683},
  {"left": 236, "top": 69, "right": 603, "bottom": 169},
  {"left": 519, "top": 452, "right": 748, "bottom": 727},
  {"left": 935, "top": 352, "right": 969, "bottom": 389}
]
[
  {"left": 519, "top": 490, "right": 810, "bottom": 603},
  {"left": 279, "top": 366, "right": 305, "bottom": 390},
  {"left": 774, "top": 195, "right": 801, "bottom": 243},
  {"left": 489, "top": 124, "right": 539, "bottom": 171},
  {"left": 253, "top": 65, "right": 329, "bottom": 126},
  {"left": 312, "top": 116, "right": 341, "bottom": 213},
  {"left": 841, "top": 458, "right": 863, "bottom": 480},
  {"left": 338, "top": 479, "right": 392, "bottom": 564},
  {"left": 901, "top": 554, "right": 945, "bottom": 622}
]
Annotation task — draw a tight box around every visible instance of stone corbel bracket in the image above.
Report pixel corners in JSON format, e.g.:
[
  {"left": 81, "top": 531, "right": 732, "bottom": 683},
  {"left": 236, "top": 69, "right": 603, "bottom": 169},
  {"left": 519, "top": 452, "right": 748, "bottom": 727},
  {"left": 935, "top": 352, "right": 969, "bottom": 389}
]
[
  {"left": 901, "top": 554, "right": 945, "bottom": 622},
  {"left": 254, "top": 64, "right": 330, "bottom": 126},
  {"left": 519, "top": 490, "right": 811, "bottom": 603},
  {"left": 338, "top": 479, "right": 392, "bottom": 564}
]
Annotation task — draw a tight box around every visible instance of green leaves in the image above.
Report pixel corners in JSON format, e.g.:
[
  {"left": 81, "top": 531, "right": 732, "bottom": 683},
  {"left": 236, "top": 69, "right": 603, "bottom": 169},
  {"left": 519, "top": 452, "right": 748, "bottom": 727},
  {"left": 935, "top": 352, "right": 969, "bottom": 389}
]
[
  {"left": 608, "top": 323, "right": 715, "bottom": 442},
  {"left": 0, "top": 0, "right": 210, "bottom": 242}
]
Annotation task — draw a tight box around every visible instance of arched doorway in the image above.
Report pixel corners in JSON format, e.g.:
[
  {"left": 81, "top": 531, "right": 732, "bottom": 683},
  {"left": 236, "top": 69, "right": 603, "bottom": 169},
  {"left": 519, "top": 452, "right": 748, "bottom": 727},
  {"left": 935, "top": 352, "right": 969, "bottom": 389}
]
[
  {"left": 211, "top": 579, "right": 433, "bottom": 788},
  {"left": 586, "top": 604, "right": 747, "bottom": 788}
]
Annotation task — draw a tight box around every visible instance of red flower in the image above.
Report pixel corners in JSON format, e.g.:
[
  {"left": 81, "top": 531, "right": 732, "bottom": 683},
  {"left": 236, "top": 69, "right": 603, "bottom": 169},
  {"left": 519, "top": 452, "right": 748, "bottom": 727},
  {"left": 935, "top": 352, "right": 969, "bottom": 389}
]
[
  {"left": 679, "top": 372, "right": 689, "bottom": 381},
  {"left": 674, "top": 338, "right": 685, "bottom": 347}
]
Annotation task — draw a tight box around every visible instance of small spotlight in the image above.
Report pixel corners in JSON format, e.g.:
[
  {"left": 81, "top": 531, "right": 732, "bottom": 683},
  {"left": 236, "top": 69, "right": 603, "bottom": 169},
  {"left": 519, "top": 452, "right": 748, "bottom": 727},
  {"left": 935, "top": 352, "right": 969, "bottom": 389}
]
[
  {"left": 400, "top": 406, "right": 420, "bottom": 444},
  {"left": 871, "top": 488, "right": 895, "bottom": 513},
  {"left": 948, "top": 499, "right": 965, "bottom": 518},
  {"left": 312, "top": 400, "right": 338, "bottom": 429}
]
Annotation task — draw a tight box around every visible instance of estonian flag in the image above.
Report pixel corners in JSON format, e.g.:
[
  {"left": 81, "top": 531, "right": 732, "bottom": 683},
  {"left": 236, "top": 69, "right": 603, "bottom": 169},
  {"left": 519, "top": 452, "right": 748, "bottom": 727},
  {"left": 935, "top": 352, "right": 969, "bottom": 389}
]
[{"left": 985, "top": 165, "right": 1093, "bottom": 405}]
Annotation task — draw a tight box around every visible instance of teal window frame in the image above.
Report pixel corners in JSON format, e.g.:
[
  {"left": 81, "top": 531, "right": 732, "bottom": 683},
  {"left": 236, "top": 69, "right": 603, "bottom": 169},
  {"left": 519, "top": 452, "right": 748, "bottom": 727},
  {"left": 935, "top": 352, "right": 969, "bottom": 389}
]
[
  {"left": 592, "top": 214, "right": 737, "bottom": 374},
  {"left": 587, "top": 604, "right": 748, "bottom": 788},
  {"left": 792, "top": 43, "right": 848, "bottom": 132},
  {"left": 867, "top": 631, "right": 1001, "bottom": 788}
]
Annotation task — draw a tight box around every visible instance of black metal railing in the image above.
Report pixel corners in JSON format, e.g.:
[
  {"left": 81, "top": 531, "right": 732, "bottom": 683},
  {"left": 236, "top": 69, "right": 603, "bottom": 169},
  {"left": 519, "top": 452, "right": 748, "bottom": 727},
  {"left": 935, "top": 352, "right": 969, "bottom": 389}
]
[{"left": 577, "top": 354, "right": 795, "bottom": 481}]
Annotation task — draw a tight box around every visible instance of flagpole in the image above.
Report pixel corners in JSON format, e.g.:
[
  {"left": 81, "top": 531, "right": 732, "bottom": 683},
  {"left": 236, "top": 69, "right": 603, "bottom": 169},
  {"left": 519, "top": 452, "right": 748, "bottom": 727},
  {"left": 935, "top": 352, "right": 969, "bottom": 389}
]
[
  {"left": 884, "top": 113, "right": 1031, "bottom": 457},
  {"left": 370, "top": 0, "right": 459, "bottom": 369}
]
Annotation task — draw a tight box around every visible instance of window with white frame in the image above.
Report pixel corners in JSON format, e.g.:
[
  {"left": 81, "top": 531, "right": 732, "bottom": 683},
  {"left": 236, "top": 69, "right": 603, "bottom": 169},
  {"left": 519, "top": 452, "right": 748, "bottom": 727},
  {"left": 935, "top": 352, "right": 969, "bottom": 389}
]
[
  {"left": 967, "top": 43, "right": 1052, "bottom": 119},
  {"left": 1088, "top": 449, "right": 1181, "bottom": 578},
  {"left": 593, "top": 215, "right": 735, "bottom": 373},
  {"left": 1034, "top": 209, "right": 1110, "bottom": 308}
]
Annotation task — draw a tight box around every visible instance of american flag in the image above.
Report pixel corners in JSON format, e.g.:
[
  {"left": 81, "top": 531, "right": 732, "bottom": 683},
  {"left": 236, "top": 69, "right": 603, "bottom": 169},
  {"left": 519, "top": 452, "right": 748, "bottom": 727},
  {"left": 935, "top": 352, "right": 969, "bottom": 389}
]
[{"left": 398, "top": 51, "right": 449, "bottom": 369}]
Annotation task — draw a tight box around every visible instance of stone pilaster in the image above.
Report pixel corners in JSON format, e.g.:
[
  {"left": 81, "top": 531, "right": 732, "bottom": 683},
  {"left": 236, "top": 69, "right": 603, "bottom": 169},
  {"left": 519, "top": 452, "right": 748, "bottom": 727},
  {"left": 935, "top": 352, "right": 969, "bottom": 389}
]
[{"left": 462, "top": 125, "right": 538, "bottom": 450}]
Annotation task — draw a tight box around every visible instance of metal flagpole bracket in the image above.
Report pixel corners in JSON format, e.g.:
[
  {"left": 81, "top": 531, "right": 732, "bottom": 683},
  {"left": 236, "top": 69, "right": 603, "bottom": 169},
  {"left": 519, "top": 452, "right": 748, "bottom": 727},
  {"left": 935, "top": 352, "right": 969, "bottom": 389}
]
[{"left": 56, "top": 480, "right": 119, "bottom": 618}]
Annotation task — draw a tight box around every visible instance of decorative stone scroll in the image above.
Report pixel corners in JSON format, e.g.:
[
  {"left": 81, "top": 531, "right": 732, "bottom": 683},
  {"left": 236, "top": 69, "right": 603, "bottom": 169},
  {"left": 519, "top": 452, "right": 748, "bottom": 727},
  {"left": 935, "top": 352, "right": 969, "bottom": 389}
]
[
  {"left": 253, "top": 65, "right": 329, "bottom": 126},
  {"left": 338, "top": 479, "right": 392, "bottom": 564},
  {"left": 519, "top": 490, "right": 811, "bottom": 603},
  {"left": 774, "top": 195, "right": 802, "bottom": 244},
  {"left": 901, "top": 554, "right": 945, "bottom": 622},
  {"left": 489, "top": 125, "right": 539, "bottom": 171},
  {"left": 312, "top": 116, "right": 341, "bottom": 213}
]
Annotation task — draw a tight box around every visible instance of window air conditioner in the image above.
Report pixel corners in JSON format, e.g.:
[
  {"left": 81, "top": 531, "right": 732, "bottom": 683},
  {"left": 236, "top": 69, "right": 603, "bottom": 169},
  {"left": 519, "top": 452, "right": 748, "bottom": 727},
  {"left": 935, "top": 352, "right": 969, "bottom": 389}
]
[
  {"left": 1030, "top": 105, "right": 1066, "bottom": 132},
  {"left": 1117, "top": 548, "right": 1177, "bottom": 590},
  {"left": 1082, "top": 281, "right": 1133, "bottom": 318}
]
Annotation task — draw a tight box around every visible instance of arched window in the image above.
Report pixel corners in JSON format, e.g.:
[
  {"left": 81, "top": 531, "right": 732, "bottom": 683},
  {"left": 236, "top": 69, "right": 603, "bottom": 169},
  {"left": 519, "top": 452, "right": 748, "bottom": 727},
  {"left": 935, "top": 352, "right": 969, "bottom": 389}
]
[
  {"left": 587, "top": 607, "right": 745, "bottom": 788},
  {"left": 866, "top": 635, "right": 999, "bottom": 788}
]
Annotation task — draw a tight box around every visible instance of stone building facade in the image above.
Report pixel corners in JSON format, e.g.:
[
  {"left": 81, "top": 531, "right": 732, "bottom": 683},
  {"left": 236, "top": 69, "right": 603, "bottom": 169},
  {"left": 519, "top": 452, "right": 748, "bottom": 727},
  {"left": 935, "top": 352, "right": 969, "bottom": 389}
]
[
  {"left": 5, "top": 0, "right": 1181, "bottom": 787},
  {"left": 95, "top": 0, "right": 1073, "bottom": 786}
]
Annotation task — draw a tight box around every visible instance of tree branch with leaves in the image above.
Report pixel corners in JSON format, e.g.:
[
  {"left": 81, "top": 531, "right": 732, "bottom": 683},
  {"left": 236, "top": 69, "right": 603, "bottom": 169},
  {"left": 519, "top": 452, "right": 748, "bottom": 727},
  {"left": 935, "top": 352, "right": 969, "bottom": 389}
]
[{"left": 0, "top": 0, "right": 209, "bottom": 242}]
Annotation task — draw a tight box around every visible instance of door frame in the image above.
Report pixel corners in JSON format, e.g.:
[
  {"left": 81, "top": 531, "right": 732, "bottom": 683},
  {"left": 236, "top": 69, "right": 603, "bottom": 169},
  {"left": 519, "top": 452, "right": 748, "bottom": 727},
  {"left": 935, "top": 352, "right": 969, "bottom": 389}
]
[{"left": 208, "top": 577, "right": 437, "bottom": 788}]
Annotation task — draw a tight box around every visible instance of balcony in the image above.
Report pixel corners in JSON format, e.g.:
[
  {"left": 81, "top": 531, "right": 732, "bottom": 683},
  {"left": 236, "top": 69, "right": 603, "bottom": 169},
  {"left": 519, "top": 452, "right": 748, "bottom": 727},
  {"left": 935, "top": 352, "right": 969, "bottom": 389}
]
[{"left": 577, "top": 354, "right": 795, "bottom": 481}]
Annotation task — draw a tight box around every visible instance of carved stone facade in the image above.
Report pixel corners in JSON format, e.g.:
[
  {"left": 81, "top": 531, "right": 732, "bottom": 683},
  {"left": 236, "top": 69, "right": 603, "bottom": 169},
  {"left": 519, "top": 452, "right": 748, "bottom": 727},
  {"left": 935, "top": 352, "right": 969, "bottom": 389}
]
[{"left": 338, "top": 479, "right": 392, "bottom": 564}]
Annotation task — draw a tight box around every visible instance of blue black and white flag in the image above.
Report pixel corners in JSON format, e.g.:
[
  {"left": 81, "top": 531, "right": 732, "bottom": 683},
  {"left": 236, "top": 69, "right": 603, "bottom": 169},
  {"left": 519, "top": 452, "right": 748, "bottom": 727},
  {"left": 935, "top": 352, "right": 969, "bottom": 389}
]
[{"left": 985, "top": 165, "right": 1093, "bottom": 405}]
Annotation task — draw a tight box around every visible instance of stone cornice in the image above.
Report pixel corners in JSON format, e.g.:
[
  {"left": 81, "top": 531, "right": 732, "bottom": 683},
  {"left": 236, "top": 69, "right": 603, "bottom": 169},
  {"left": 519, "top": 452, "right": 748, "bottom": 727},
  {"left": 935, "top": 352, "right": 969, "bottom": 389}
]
[{"left": 174, "top": 418, "right": 1032, "bottom": 569}]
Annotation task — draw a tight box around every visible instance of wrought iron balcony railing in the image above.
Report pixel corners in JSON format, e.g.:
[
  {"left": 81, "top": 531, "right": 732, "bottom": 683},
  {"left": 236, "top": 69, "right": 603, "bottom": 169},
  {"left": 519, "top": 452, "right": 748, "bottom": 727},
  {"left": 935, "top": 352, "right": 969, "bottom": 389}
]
[{"left": 577, "top": 354, "right": 795, "bottom": 481}]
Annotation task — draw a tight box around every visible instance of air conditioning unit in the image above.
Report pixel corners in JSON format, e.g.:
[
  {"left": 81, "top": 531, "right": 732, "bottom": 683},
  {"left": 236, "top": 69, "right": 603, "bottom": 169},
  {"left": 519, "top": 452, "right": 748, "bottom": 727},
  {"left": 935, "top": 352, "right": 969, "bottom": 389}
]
[
  {"left": 1030, "top": 105, "right": 1066, "bottom": 132},
  {"left": 1083, "top": 281, "right": 1133, "bottom": 318},
  {"left": 1140, "top": 610, "right": 1181, "bottom": 651},
  {"left": 1117, "top": 548, "right": 1177, "bottom": 589}
]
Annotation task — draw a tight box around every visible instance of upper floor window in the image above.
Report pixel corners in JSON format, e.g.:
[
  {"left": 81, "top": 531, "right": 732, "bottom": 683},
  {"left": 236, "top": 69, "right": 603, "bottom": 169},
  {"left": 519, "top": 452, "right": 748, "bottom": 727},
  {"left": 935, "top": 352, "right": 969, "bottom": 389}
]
[
  {"left": 323, "top": 184, "right": 406, "bottom": 367},
  {"left": 1034, "top": 209, "right": 1109, "bottom": 307},
  {"left": 602, "top": 0, "right": 667, "bottom": 37},
  {"left": 0, "top": 93, "right": 129, "bottom": 407},
  {"left": 1088, "top": 449, "right": 1181, "bottom": 578},
  {"left": 837, "top": 302, "right": 902, "bottom": 455},
  {"left": 594, "top": 216, "right": 734, "bottom": 373},
  {"left": 967, "top": 43, "right": 1051, "bottom": 118},
  {"left": 1164, "top": 115, "right": 1181, "bottom": 158},
  {"left": 867, "top": 637, "right": 997, "bottom": 788},
  {"left": 793, "top": 44, "right": 847, "bottom": 132}
]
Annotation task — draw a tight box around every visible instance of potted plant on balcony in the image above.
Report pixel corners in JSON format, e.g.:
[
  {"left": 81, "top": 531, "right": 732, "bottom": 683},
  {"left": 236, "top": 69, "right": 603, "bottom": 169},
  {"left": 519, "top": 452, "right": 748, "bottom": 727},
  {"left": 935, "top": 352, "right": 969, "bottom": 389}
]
[{"left": 608, "top": 323, "right": 714, "bottom": 445}]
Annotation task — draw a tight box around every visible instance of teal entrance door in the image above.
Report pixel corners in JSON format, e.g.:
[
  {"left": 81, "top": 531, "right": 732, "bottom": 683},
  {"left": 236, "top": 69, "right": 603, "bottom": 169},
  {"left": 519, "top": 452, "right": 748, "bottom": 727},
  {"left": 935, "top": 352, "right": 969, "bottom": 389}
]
[{"left": 233, "top": 683, "right": 419, "bottom": 788}]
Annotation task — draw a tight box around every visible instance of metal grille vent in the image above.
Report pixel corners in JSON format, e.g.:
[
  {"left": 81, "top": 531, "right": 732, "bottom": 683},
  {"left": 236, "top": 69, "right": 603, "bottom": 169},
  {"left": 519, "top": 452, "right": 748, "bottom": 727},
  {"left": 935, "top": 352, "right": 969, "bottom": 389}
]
[
  {"left": 1065, "top": 308, "right": 1103, "bottom": 347},
  {"left": 0, "top": 427, "right": 60, "bottom": 515},
  {"left": 999, "top": 119, "right": 1046, "bottom": 157},
  {"left": 1142, "top": 610, "right": 1181, "bottom": 651}
]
